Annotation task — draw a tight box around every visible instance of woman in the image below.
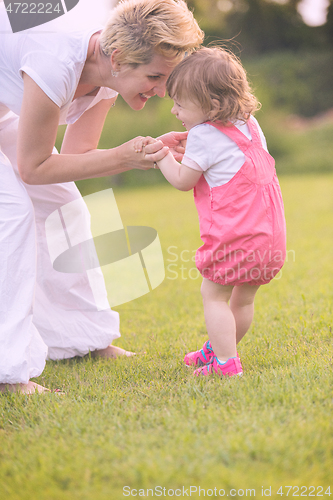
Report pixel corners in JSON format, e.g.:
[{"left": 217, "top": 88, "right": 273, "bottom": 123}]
[{"left": 0, "top": 0, "right": 204, "bottom": 394}]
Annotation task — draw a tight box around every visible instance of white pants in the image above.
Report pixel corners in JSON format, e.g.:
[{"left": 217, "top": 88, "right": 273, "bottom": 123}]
[{"left": 0, "top": 112, "right": 120, "bottom": 384}]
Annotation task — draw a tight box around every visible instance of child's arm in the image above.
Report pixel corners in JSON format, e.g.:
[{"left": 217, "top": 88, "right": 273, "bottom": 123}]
[
  {"left": 142, "top": 136, "right": 202, "bottom": 191},
  {"left": 157, "top": 151, "right": 202, "bottom": 191}
]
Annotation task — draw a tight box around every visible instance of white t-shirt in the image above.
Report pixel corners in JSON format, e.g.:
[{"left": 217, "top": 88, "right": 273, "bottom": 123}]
[
  {"left": 0, "top": 4, "right": 117, "bottom": 124},
  {"left": 182, "top": 118, "right": 268, "bottom": 188}
]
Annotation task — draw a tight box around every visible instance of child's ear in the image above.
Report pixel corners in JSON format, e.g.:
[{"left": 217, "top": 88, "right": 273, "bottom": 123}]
[{"left": 208, "top": 99, "right": 220, "bottom": 120}]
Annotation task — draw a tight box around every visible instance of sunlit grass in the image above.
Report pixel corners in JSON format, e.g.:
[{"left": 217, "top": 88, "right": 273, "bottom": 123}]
[{"left": 1, "top": 174, "right": 332, "bottom": 500}]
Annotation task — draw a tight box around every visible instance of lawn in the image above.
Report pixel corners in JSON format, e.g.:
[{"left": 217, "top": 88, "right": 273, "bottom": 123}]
[{"left": 0, "top": 174, "right": 332, "bottom": 500}]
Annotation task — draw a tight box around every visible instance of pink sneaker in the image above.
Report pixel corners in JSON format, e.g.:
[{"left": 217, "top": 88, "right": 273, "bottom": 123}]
[
  {"left": 184, "top": 342, "right": 239, "bottom": 367},
  {"left": 184, "top": 340, "right": 214, "bottom": 367},
  {"left": 193, "top": 356, "right": 243, "bottom": 377}
]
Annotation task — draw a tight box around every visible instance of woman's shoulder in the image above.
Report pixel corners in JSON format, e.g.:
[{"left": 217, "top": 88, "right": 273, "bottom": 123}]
[
  {"left": 16, "top": 26, "right": 100, "bottom": 67},
  {"left": 32, "top": 28, "right": 98, "bottom": 63},
  {"left": 20, "top": 27, "right": 101, "bottom": 107}
]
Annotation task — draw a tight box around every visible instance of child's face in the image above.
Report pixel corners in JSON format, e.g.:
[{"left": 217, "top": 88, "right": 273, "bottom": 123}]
[{"left": 171, "top": 97, "right": 208, "bottom": 131}]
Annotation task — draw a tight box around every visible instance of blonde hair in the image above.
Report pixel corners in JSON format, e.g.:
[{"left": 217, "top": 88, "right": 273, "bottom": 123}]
[
  {"left": 166, "top": 46, "right": 261, "bottom": 124},
  {"left": 100, "top": 0, "right": 204, "bottom": 66}
]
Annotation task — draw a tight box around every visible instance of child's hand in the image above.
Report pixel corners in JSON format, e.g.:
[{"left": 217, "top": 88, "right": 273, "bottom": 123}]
[
  {"left": 157, "top": 131, "right": 188, "bottom": 161},
  {"left": 134, "top": 136, "right": 169, "bottom": 165},
  {"left": 133, "top": 137, "right": 147, "bottom": 153}
]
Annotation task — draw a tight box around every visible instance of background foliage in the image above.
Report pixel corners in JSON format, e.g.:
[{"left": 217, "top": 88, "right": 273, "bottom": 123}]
[
  {"left": 56, "top": 0, "right": 333, "bottom": 193},
  {"left": 187, "top": 0, "right": 333, "bottom": 55}
]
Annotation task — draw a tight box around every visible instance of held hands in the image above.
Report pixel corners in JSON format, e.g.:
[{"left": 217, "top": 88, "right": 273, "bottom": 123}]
[
  {"left": 133, "top": 133, "right": 200, "bottom": 191},
  {"left": 133, "top": 130, "right": 187, "bottom": 168},
  {"left": 133, "top": 136, "right": 170, "bottom": 168},
  {"left": 123, "top": 136, "right": 167, "bottom": 171}
]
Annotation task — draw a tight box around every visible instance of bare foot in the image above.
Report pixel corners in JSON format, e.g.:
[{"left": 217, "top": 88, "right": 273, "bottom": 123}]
[
  {"left": 91, "top": 345, "right": 136, "bottom": 359},
  {"left": 0, "top": 381, "right": 50, "bottom": 394}
]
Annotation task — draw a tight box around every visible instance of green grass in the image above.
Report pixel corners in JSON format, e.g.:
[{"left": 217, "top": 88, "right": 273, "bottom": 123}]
[{"left": 1, "top": 174, "right": 332, "bottom": 499}]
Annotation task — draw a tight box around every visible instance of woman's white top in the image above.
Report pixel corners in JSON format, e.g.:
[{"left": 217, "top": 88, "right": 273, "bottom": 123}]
[
  {"left": 0, "top": 4, "right": 117, "bottom": 124},
  {"left": 182, "top": 118, "right": 268, "bottom": 188}
]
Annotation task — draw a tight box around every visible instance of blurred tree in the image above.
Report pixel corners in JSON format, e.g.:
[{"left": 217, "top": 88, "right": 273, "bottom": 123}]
[
  {"left": 325, "top": 0, "right": 333, "bottom": 43},
  {"left": 187, "top": 0, "right": 329, "bottom": 55},
  {"left": 186, "top": 0, "right": 227, "bottom": 34},
  {"left": 226, "top": 0, "right": 319, "bottom": 55}
]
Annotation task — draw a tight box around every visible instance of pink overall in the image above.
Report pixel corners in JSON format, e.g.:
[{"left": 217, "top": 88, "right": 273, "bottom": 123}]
[{"left": 194, "top": 119, "right": 286, "bottom": 286}]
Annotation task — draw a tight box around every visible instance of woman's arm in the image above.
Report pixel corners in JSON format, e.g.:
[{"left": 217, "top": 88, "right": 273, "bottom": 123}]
[
  {"left": 60, "top": 97, "right": 117, "bottom": 155},
  {"left": 60, "top": 95, "right": 136, "bottom": 177},
  {"left": 17, "top": 74, "right": 164, "bottom": 185}
]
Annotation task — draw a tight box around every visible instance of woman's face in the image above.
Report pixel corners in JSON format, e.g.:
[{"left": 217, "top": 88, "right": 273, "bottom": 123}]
[{"left": 116, "top": 53, "right": 179, "bottom": 110}]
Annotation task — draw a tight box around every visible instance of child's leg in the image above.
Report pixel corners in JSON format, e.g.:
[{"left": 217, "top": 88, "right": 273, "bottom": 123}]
[
  {"left": 201, "top": 279, "right": 236, "bottom": 362},
  {"left": 230, "top": 284, "right": 260, "bottom": 344}
]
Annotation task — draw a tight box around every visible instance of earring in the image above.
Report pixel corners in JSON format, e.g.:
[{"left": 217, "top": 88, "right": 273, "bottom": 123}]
[{"left": 111, "top": 69, "right": 119, "bottom": 77}]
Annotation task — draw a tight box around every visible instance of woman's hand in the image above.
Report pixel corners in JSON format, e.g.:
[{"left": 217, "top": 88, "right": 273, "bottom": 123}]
[{"left": 157, "top": 131, "right": 188, "bottom": 161}]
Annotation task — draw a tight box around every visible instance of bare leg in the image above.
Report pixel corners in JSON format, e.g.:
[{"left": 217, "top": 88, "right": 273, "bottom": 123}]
[
  {"left": 201, "top": 279, "right": 236, "bottom": 362},
  {"left": 0, "top": 382, "right": 50, "bottom": 394},
  {"left": 91, "top": 345, "right": 136, "bottom": 359},
  {"left": 230, "top": 284, "right": 260, "bottom": 344}
]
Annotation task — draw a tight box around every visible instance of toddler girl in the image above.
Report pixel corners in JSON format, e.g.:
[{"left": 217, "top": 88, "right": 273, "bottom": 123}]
[{"left": 138, "top": 47, "right": 286, "bottom": 377}]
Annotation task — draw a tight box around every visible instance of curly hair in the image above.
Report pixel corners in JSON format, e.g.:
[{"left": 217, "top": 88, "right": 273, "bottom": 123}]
[
  {"left": 100, "top": 0, "right": 204, "bottom": 66},
  {"left": 166, "top": 46, "right": 261, "bottom": 124}
]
